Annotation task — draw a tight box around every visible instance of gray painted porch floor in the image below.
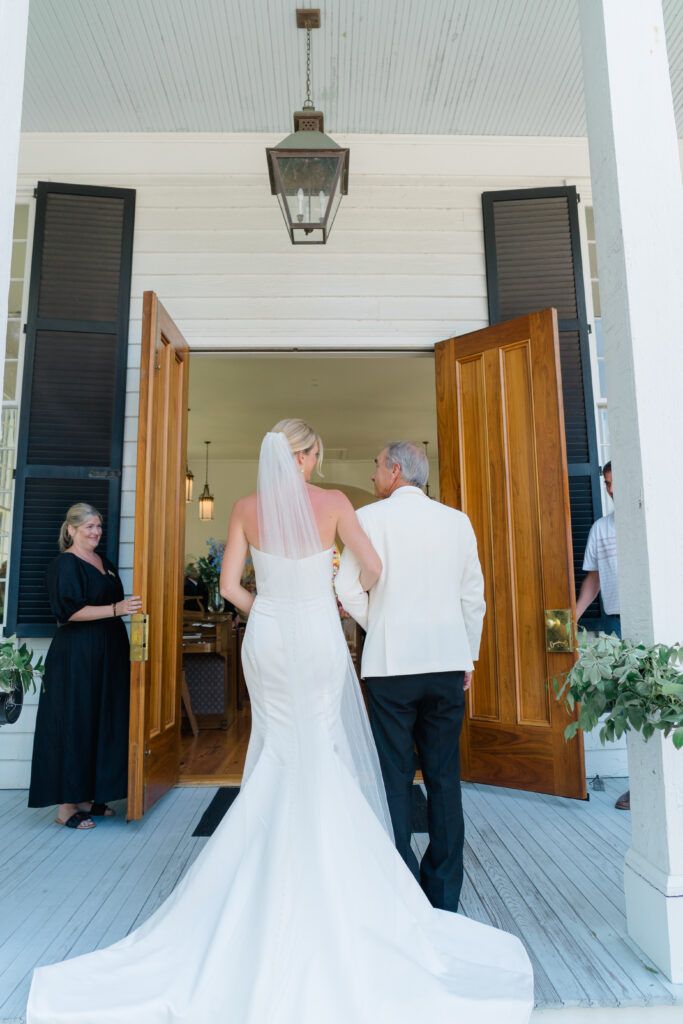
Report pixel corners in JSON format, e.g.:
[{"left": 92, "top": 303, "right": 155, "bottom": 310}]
[{"left": 1, "top": 777, "right": 682, "bottom": 1021}]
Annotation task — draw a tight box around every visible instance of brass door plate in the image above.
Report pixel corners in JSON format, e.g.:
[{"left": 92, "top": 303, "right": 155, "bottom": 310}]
[
  {"left": 545, "top": 609, "right": 574, "bottom": 653},
  {"left": 130, "top": 613, "right": 149, "bottom": 662}
]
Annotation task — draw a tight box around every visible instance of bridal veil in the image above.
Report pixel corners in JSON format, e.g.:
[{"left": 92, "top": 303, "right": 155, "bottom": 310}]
[{"left": 253, "top": 430, "right": 393, "bottom": 840}]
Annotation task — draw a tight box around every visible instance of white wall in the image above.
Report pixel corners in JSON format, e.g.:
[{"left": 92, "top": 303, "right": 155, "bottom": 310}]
[{"left": 2, "top": 133, "right": 601, "bottom": 788}]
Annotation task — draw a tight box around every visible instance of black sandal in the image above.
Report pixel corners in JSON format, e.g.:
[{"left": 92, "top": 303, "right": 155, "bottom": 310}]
[
  {"left": 89, "top": 802, "right": 115, "bottom": 817},
  {"left": 56, "top": 812, "right": 96, "bottom": 830}
]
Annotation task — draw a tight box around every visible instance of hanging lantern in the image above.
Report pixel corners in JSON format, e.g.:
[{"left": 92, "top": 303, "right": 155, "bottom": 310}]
[
  {"left": 185, "top": 407, "right": 194, "bottom": 502},
  {"left": 198, "top": 441, "right": 214, "bottom": 521},
  {"left": 266, "top": 10, "right": 349, "bottom": 245}
]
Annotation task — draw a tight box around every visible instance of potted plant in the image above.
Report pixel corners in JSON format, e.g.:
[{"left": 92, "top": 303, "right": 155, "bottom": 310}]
[
  {"left": 554, "top": 632, "right": 683, "bottom": 748},
  {"left": 0, "top": 635, "right": 45, "bottom": 727}
]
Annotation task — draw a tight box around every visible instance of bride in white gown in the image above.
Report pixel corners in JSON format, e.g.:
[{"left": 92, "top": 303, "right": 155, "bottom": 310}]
[{"left": 27, "top": 419, "right": 533, "bottom": 1024}]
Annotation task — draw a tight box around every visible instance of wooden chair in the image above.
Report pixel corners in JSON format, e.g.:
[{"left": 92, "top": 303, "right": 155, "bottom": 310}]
[{"left": 181, "top": 613, "right": 237, "bottom": 730}]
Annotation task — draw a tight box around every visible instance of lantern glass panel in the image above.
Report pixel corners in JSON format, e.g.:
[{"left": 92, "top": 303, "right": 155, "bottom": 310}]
[
  {"left": 325, "top": 184, "right": 344, "bottom": 235},
  {"left": 272, "top": 152, "right": 345, "bottom": 244},
  {"left": 198, "top": 495, "right": 214, "bottom": 521},
  {"left": 277, "top": 154, "right": 341, "bottom": 209}
]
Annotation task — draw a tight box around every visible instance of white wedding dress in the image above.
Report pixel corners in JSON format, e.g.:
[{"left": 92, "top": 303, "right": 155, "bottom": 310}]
[{"left": 27, "top": 434, "right": 533, "bottom": 1024}]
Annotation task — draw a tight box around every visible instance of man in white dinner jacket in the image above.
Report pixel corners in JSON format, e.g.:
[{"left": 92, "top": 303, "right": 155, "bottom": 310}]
[{"left": 335, "top": 441, "right": 485, "bottom": 913}]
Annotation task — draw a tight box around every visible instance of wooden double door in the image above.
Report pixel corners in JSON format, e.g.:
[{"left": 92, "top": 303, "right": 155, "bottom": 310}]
[
  {"left": 436, "top": 309, "right": 585, "bottom": 799},
  {"left": 127, "top": 300, "right": 584, "bottom": 820}
]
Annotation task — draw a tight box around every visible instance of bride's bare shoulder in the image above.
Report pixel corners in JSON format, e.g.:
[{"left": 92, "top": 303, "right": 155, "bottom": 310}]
[
  {"left": 231, "top": 493, "right": 257, "bottom": 519},
  {"left": 307, "top": 485, "right": 351, "bottom": 509}
]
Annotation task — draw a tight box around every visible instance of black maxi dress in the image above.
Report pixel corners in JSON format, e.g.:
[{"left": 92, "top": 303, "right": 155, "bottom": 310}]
[{"left": 28, "top": 552, "right": 130, "bottom": 807}]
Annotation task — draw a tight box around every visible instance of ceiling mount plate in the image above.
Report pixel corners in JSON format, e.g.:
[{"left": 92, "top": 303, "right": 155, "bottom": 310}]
[{"left": 296, "top": 9, "right": 320, "bottom": 29}]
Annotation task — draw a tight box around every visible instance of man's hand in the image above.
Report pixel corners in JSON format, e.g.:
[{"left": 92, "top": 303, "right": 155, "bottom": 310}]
[{"left": 464, "top": 671, "right": 473, "bottom": 691}]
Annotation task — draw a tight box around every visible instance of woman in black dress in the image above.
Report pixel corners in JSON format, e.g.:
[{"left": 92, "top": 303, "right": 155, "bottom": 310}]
[{"left": 28, "top": 503, "right": 142, "bottom": 829}]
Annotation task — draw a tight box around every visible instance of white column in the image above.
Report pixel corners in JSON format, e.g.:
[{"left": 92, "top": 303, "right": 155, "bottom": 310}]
[
  {"left": 0, "top": 0, "right": 29, "bottom": 398},
  {"left": 579, "top": 0, "right": 683, "bottom": 982}
]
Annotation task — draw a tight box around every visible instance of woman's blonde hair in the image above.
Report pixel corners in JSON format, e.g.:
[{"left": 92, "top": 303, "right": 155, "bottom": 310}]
[
  {"left": 58, "top": 503, "right": 103, "bottom": 552},
  {"left": 271, "top": 418, "right": 324, "bottom": 477}
]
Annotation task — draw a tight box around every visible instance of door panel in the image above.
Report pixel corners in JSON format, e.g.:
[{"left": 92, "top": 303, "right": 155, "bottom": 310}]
[
  {"left": 127, "top": 292, "right": 189, "bottom": 820},
  {"left": 436, "top": 308, "right": 585, "bottom": 799}
]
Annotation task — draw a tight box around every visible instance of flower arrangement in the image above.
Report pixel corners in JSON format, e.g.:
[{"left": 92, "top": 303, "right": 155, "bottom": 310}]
[
  {"left": 193, "top": 537, "right": 225, "bottom": 589},
  {"left": 190, "top": 538, "right": 226, "bottom": 613},
  {"left": 554, "top": 632, "right": 683, "bottom": 749}
]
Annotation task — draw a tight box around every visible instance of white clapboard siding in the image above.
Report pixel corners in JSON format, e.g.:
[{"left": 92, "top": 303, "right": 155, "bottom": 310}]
[
  {"left": 2, "top": 133, "right": 595, "bottom": 789},
  {"left": 129, "top": 274, "right": 489, "bottom": 299},
  {"left": 130, "top": 252, "right": 488, "bottom": 275},
  {"left": 131, "top": 228, "right": 484, "bottom": 254},
  {"left": 134, "top": 206, "right": 482, "bottom": 233},
  {"left": 123, "top": 297, "right": 490, "bottom": 321}
]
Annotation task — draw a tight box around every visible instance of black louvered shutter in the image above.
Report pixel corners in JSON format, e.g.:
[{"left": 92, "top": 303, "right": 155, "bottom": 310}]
[
  {"left": 6, "top": 183, "right": 135, "bottom": 637},
  {"left": 482, "top": 187, "right": 605, "bottom": 629}
]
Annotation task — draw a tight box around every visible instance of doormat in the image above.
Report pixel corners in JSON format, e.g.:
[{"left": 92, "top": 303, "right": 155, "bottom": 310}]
[
  {"left": 192, "top": 784, "right": 429, "bottom": 838},
  {"left": 192, "top": 787, "right": 240, "bottom": 836}
]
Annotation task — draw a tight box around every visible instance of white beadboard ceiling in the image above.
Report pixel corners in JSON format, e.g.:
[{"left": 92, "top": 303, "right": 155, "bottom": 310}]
[{"left": 22, "top": 0, "right": 683, "bottom": 137}]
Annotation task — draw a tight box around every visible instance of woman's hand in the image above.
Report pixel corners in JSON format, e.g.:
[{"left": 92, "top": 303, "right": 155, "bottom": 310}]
[
  {"left": 115, "top": 595, "right": 143, "bottom": 616},
  {"left": 69, "top": 595, "right": 143, "bottom": 622}
]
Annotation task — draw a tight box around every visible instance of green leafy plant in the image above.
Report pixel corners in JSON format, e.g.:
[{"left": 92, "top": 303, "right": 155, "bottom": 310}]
[
  {"left": 0, "top": 634, "right": 45, "bottom": 695},
  {"left": 191, "top": 538, "right": 225, "bottom": 589},
  {"left": 554, "top": 632, "right": 683, "bottom": 750}
]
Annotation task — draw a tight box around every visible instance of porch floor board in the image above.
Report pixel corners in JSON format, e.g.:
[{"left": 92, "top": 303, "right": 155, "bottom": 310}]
[{"left": 1, "top": 776, "right": 682, "bottom": 1021}]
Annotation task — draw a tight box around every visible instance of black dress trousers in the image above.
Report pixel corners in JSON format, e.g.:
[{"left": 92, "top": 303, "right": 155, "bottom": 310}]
[{"left": 364, "top": 670, "right": 467, "bottom": 912}]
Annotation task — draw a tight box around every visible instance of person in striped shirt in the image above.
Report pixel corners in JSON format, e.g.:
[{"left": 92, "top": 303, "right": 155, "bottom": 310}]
[{"left": 575, "top": 461, "right": 629, "bottom": 810}]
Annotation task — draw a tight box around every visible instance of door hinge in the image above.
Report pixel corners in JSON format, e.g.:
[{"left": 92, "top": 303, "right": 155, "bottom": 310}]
[
  {"left": 587, "top": 324, "right": 592, "bottom": 334},
  {"left": 23, "top": 324, "right": 27, "bottom": 334},
  {"left": 130, "top": 613, "right": 149, "bottom": 662}
]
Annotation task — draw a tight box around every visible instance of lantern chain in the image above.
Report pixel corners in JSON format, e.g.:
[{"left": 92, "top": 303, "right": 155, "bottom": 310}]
[{"left": 303, "top": 25, "right": 314, "bottom": 109}]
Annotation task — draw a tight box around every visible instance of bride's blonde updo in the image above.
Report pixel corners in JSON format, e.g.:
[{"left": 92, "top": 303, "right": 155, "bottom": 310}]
[{"left": 271, "top": 418, "right": 324, "bottom": 477}]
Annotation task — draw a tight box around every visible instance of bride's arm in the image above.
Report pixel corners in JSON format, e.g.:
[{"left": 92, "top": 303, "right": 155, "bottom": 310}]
[
  {"left": 220, "top": 500, "right": 255, "bottom": 617},
  {"left": 335, "top": 496, "right": 382, "bottom": 591}
]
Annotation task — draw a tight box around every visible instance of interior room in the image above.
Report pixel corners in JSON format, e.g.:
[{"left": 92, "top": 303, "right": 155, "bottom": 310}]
[{"left": 179, "top": 352, "right": 439, "bottom": 784}]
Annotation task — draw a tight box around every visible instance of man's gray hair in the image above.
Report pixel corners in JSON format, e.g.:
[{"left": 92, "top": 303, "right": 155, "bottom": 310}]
[{"left": 384, "top": 441, "right": 429, "bottom": 488}]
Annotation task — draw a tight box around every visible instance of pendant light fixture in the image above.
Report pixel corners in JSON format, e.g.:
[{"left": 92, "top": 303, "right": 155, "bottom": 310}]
[
  {"left": 198, "top": 441, "right": 214, "bottom": 521},
  {"left": 266, "top": 9, "right": 349, "bottom": 244},
  {"left": 185, "top": 408, "right": 194, "bottom": 502}
]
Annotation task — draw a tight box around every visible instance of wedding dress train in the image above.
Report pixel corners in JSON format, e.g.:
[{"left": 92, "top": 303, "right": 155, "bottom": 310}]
[{"left": 27, "top": 545, "right": 533, "bottom": 1023}]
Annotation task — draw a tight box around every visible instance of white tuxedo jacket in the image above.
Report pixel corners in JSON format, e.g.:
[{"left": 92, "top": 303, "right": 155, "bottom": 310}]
[{"left": 335, "top": 486, "right": 485, "bottom": 678}]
